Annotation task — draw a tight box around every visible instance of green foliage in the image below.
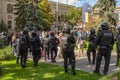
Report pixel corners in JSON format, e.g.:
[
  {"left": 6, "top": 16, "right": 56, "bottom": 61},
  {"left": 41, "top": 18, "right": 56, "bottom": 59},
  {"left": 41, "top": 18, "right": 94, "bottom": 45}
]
[
  {"left": 93, "top": 0, "right": 118, "bottom": 31},
  {"left": 61, "top": 7, "right": 82, "bottom": 27},
  {"left": 14, "top": 0, "right": 54, "bottom": 30},
  {"left": 14, "top": 0, "right": 27, "bottom": 30},
  {"left": 38, "top": 0, "right": 55, "bottom": 30},
  {"left": 100, "top": 71, "right": 120, "bottom": 80},
  {"left": 1, "top": 60, "right": 103, "bottom": 80},
  {"left": 0, "top": 46, "right": 14, "bottom": 61},
  {"left": 0, "top": 62, "right": 1, "bottom": 77},
  {"left": 0, "top": 21, "right": 7, "bottom": 32},
  {"left": 14, "top": 0, "right": 43, "bottom": 30},
  {"left": 0, "top": 39, "right": 6, "bottom": 48}
]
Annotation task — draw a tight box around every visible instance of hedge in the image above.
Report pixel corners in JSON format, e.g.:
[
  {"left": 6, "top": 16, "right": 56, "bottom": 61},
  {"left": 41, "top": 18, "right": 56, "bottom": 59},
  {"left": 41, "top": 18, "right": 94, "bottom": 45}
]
[{"left": 0, "top": 46, "right": 14, "bottom": 61}]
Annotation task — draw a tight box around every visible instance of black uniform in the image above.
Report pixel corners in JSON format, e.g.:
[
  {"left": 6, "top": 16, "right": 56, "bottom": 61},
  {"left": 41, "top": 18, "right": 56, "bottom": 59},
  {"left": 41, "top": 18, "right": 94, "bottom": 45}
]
[
  {"left": 30, "top": 31, "right": 42, "bottom": 67},
  {"left": 48, "top": 32, "right": 59, "bottom": 63},
  {"left": 116, "top": 27, "right": 120, "bottom": 66},
  {"left": 19, "top": 28, "right": 30, "bottom": 68},
  {"left": 94, "top": 22, "right": 114, "bottom": 75},
  {"left": 86, "top": 29, "right": 96, "bottom": 64},
  {"left": 62, "top": 26, "right": 76, "bottom": 75}
]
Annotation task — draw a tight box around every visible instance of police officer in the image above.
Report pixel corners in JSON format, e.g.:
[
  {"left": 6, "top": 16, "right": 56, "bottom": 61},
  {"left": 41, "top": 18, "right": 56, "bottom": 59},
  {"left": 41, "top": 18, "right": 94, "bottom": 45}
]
[
  {"left": 48, "top": 31, "right": 59, "bottom": 63},
  {"left": 115, "top": 26, "right": 120, "bottom": 66},
  {"left": 30, "top": 30, "right": 43, "bottom": 67},
  {"left": 62, "top": 25, "right": 76, "bottom": 75},
  {"left": 19, "top": 27, "right": 30, "bottom": 68},
  {"left": 86, "top": 28, "right": 96, "bottom": 64},
  {"left": 94, "top": 22, "right": 114, "bottom": 75}
]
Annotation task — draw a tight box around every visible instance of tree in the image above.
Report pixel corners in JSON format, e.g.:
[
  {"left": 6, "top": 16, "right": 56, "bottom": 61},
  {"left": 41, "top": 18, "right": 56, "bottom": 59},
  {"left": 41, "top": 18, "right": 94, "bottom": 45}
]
[
  {"left": 61, "top": 7, "right": 82, "bottom": 27},
  {"left": 14, "top": 0, "right": 27, "bottom": 30},
  {"left": 93, "top": 0, "right": 118, "bottom": 31},
  {"left": 0, "top": 20, "right": 7, "bottom": 32},
  {"left": 38, "top": 0, "right": 55, "bottom": 30},
  {"left": 14, "top": 0, "right": 43, "bottom": 30}
]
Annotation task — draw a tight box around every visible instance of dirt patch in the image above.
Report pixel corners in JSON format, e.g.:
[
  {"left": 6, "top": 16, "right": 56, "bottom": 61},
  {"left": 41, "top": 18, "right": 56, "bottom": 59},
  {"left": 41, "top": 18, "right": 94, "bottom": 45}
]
[{"left": 111, "top": 77, "right": 118, "bottom": 80}]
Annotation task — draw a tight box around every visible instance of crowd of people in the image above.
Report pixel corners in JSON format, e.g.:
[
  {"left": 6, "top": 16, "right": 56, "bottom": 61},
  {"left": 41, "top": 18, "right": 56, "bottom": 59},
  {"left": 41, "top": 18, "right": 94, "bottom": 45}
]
[{"left": 1, "top": 22, "right": 120, "bottom": 75}]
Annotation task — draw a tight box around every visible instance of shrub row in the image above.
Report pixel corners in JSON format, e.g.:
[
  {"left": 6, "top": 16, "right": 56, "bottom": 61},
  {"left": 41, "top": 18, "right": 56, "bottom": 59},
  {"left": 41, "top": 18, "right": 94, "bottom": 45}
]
[
  {"left": 0, "top": 46, "right": 14, "bottom": 61},
  {"left": 0, "top": 38, "right": 6, "bottom": 48}
]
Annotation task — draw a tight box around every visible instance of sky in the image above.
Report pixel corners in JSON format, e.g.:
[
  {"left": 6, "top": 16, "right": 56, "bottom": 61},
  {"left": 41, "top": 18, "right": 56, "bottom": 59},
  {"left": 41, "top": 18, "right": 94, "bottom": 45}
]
[{"left": 49, "top": 0, "right": 120, "bottom": 7}]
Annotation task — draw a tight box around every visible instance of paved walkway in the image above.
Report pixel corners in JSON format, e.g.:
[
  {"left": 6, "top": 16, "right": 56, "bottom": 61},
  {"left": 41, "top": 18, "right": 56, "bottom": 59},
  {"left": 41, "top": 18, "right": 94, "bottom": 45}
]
[{"left": 39, "top": 52, "right": 120, "bottom": 74}]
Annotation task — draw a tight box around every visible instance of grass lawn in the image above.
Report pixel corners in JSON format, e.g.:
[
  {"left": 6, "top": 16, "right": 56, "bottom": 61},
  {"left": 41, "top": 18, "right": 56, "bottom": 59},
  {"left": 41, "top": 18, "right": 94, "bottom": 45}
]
[
  {"left": 101, "top": 71, "right": 120, "bottom": 80},
  {"left": 0, "top": 60, "right": 104, "bottom": 80}
]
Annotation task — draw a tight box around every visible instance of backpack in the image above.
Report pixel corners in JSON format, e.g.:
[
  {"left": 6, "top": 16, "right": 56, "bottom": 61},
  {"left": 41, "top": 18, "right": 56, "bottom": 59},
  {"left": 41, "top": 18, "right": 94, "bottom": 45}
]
[
  {"left": 50, "top": 36, "right": 58, "bottom": 46},
  {"left": 19, "top": 35, "right": 26, "bottom": 47},
  {"left": 30, "top": 37, "right": 38, "bottom": 49},
  {"left": 101, "top": 31, "right": 113, "bottom": 46}
]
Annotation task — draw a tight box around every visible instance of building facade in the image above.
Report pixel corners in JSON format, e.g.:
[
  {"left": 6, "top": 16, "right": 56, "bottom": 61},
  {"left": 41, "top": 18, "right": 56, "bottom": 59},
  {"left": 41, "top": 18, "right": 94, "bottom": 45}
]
[
  {"left": 0, "top": 0, "right": 73, "bottom": 30},
  {"left": 0, "top": 0, "right": 16, "bottom": 29},
  {"left": 116, "top": 6, "right": 120, "bottom": 26}
]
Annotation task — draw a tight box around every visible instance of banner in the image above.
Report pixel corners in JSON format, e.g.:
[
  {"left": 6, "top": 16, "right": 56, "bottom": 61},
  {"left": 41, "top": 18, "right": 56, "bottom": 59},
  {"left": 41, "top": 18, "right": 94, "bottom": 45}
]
[
  {"left": 82, "top": 3, "right": 89, "bottom": 23},
  {"left": 85, "top": 12, "right": 89, "bottom": 22}
]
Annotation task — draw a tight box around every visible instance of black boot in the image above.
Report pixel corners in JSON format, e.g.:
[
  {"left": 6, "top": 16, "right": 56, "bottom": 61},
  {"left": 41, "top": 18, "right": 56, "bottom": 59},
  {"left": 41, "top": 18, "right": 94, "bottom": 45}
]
[
  {"left": 64, "top": 65, "right": 68, "bottom": 73},
  {"left": 71, "top": 66, "right": 76, "bottom": 75},
  {"left": 65, "top": 68, "right": 68, "bottom": 73},
  {"left": 71, "top": 71, "right": 76, "bottom": 75},
  {"left": 53, "top": 58, "right": 56, "bottom": 63},
  {"left": 51, "top": 58, "right": 54, "bottom": 63},
  {"left": 21, "top": 65, "right": 26, "bottom": 68},
  {"left": 93, "top": 70, "right": 100, "bottom": 74},
  {"left": 33, "top": 63, "right": 37, "bottom": 67},
  {"left": 16, "top": 60, "right": 19, "bottom": 64}
]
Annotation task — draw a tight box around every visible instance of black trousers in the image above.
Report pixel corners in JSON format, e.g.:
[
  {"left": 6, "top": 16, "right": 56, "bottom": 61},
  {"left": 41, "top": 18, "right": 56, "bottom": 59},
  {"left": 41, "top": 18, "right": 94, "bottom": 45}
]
[
  {"left": 50, "top": 46, "right": 58, "bottom": 62},
  {"left": 19, "top": 48, "right": 28, "bottom": 67},
  {"left": 62, "top": 48, "right": 76, "bottom": 73},
  {"left": 87, "top": 45, "right": 96, "bottom": 64},
  {"left": 95, "top": 47, "right": 111, "bottom": 73},
  {"left": 32, "top": 49, "right": 41, "bottom": 66},
  {"left": 116, "top": 45, "right": 120, "bottom": 65},
  {"left": 44, "top": 47, "right": 50, "bottom": 60},
  {"left": 16, "top": 52, "right": 20, "bottom": 63}
]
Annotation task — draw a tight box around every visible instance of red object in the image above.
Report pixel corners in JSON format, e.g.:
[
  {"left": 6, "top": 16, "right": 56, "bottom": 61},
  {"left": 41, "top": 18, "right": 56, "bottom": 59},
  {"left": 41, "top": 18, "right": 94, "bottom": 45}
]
[
  {"left": 41, "top": 51, "right": 45, "bottom": 57},
  {"left": 7, "top": 14, "right": 13, "bottom": 20}
]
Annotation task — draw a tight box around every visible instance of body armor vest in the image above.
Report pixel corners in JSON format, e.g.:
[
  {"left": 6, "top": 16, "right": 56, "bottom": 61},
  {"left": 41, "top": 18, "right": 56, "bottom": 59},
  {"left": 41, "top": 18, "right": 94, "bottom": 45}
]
[
  {"left": 62, "top": 34, "right": 69, "bottom": 48},
  {"left": 100, "top": 30, "right": 113, "bottom": 46}
]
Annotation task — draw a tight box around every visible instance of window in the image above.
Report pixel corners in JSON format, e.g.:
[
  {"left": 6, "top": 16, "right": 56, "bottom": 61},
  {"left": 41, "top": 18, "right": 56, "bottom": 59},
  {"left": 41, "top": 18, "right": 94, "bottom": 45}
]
[
  {"left": 119, "top": 12, "right": 120, "bottom": 21},
  {"left": 8, "top": 21, "right": 12, "bottom": 29},
  {"left": 7, "top": 4, "right": 13, "bottom": 13}
]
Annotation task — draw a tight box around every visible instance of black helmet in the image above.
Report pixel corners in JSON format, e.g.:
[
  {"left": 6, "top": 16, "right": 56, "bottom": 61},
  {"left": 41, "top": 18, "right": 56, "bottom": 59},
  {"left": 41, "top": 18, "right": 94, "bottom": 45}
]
[
  {"left": 50, "top": 31, "right": 54, "bottom": 36},
  {"left": 90, "top": 28, "right": 95, "bottom": 34},
  {"left": 63, "top": 25, "right": 70, "bottom": 34},
  {"left": 23, "top": 27, "right": 29, "bottom": 34},
  {"left": 32, "top": 30, "right": 37, "bottom": 37},
  {"left": 101, "top": 22, "right": 109, "bottom": 30}
]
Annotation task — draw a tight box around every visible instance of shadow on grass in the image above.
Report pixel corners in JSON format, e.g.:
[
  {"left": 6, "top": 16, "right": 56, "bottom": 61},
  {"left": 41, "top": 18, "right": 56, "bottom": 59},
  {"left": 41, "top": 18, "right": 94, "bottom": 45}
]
[{"left": 1, "top": 60, "right": 103, "bottom": 80}]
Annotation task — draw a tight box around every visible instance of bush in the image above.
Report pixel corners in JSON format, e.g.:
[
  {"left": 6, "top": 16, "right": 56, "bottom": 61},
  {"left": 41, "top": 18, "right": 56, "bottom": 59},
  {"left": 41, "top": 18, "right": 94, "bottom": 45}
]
[
  {"left": 0, "top": 46, "right": 14, "bottom": 61},
  {"left": 0, "top": 63, "right": 1, "bottom": 76},
  {"left": 0, "top": 38, "right": 6, "bottom": 48}
]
